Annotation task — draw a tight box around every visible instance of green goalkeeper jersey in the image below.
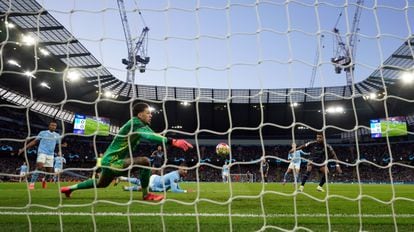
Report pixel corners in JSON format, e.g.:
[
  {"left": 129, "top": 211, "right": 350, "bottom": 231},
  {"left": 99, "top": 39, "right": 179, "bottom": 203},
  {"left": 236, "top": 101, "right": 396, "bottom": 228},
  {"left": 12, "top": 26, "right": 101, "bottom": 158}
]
[{"left": 102, "top": 117, "right": 168, "bottom": 165}]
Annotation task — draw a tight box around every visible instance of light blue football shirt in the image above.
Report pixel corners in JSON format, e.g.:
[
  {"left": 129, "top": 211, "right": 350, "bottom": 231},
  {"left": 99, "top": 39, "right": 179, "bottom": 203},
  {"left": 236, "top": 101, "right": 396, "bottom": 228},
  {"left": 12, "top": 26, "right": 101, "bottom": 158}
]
[
  {"left": 20, "top": 164, "right": 28, "bottom": 173},
  {"left": 288, "top": 149, "right": 308, "bottom": 165},
  {"left": 150, "top": 170, "right": 184, "bottom": 193},
  {"left": 36, "top": 130, "right": 61, "bottom": 156},
  {"left": 54, "top": 156, "right": 66, "bottom": 169}
]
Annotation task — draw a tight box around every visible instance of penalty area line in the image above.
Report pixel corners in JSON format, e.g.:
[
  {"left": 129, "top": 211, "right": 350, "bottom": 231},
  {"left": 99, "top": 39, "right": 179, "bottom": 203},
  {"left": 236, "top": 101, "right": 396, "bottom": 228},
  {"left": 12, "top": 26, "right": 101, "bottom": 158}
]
[{"left": 0, "top": 212, "right": 413, "bottom": 218}]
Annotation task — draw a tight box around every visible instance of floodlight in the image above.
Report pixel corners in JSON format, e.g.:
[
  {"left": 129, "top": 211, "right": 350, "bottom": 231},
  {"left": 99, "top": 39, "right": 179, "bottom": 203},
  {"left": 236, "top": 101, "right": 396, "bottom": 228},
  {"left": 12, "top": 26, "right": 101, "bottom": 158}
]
[
  {"left": 326, "top": 107, "right": 335, "bottom": 114},
  {"left": 103, "top": 91, "right": 113, "bottom": 98},
  {"left": 326, "top": 105, "right": 344, "bottom": 114},
  {"left": 5, "top": 22, "right": 15, "bottom": 28},
  {"left": 102, "top": 90, "right": 119, "bottom": 99},
  {"left": 7, "top": 59, "right": 21, "bottom": 67},
  {"left": 21, "top": 34, "right": 37, "bottom": 46},
  {"left": 67, "top": 70, "right": 80, "bottom": 82},
  {"left": 39, "top": 48, "right": 50, "bottom": 56},
  {"left": 180, "top": 101, "right": 190, "bottom": 106},
  {"left": 24, "top": 71, "right": 36, "bottom": 78},
  {"left": 40, "top": 82, "right": 51, "bottom": 89},
  {"left": 335, "top": 106, "right": 344, "bottom": 113},
  {"left": 400, "top": 71, "right": 414, "bottom": 84}
]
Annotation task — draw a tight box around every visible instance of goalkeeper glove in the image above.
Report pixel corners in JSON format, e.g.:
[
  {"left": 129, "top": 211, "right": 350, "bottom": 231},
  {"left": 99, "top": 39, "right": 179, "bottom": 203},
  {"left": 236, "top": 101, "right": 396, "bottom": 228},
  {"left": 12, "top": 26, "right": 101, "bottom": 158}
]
[{"left": 171, "top": 139, "right": 193, "bottom": 151}]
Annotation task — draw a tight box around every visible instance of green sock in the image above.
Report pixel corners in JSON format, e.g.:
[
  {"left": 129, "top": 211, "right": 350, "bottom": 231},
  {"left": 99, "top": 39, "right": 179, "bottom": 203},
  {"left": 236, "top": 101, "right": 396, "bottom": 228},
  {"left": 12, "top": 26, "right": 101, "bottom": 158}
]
[
  {"left": 140, "top": 168, "right": 150, "bottom": 197},
  {"left": 69, "top": 179, "right": 96, "bottom": 191},
  {"left": 142, "top": 188, "right": 148, "bottom": 197}
]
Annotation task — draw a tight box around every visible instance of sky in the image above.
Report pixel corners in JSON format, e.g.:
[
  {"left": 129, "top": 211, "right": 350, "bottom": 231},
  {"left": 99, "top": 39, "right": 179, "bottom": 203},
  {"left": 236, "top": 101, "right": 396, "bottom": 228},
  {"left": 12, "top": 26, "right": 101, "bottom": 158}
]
[{"left": 37, "top": 0, "right": 414, "bottom": 89}]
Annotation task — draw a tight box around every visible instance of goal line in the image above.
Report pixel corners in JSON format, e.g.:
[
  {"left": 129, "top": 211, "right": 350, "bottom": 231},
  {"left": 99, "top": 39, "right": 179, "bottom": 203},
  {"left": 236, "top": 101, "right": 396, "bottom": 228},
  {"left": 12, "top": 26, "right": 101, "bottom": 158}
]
[{"left": 0, "top": 211, "right": 412, "bottom": 218}]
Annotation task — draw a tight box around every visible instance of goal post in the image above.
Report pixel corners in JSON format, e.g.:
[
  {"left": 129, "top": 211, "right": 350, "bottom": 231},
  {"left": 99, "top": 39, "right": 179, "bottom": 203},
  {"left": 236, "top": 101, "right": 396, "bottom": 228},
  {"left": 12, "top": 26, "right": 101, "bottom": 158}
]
[{"left": 230, "top": 173, "right": 255, "bottom": 183}]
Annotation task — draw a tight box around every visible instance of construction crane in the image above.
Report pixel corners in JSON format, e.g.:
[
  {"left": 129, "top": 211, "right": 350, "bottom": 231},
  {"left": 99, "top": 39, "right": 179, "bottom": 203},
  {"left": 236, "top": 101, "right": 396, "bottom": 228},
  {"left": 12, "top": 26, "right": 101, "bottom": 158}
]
[
  {"left": 117, "top": 0, "right": 150, "bottom": 83},
  {"left": 331, "top": 0, "right": 364, "bottom": 85},
  {"left": 309, "top": 34, "right": 325, "bottom": 87}
]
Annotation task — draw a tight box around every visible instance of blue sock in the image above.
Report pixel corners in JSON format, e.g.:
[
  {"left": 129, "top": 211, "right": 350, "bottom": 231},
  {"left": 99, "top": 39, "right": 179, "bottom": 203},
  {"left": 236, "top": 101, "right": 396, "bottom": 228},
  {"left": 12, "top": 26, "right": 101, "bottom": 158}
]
[
  {"left": 30, "top": 170, "right": 39, "bottom": 183},
  {"left": 283, "top": 172, "right": 289, "bottom": 181},
  {"left": 124, "top": 185, "right": 140, "bottom": 191},
  {"left": 128, "top": 178, "right": 141, "bottom": 185}
]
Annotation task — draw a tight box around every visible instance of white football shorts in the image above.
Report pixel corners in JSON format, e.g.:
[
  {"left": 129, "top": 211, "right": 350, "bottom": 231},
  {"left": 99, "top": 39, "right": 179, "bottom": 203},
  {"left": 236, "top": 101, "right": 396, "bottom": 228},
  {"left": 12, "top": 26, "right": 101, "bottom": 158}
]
[
  {"left": 288, "top": 162, "right": 300, "bottom": 171},
  {"left": 36, "top": 153, "right": 54, "bottom": 167}
]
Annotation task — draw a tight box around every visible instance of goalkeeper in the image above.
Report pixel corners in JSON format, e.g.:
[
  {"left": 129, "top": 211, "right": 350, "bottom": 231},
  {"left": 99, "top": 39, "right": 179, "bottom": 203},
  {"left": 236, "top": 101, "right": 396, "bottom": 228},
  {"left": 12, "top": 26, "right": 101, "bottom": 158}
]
[{"left": 61, "top": 102, "right": 193, "bottom": 201}]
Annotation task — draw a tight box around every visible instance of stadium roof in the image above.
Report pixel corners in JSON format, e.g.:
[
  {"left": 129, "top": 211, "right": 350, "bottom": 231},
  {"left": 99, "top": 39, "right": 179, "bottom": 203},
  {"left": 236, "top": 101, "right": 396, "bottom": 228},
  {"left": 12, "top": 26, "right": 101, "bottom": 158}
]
[
  {"left": 0, "top": 0, "right": 413, "bottom": 137},
  {"left": 1, "top": 0, "right": 413, "bottom": 105}
]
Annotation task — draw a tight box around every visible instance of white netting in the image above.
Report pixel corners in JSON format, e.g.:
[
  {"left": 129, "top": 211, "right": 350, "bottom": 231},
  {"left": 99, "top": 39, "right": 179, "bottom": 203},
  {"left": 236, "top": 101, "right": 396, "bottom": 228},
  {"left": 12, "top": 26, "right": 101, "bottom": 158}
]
[{"left": 0, "top": 0, "right": 413, "bottom": 231}]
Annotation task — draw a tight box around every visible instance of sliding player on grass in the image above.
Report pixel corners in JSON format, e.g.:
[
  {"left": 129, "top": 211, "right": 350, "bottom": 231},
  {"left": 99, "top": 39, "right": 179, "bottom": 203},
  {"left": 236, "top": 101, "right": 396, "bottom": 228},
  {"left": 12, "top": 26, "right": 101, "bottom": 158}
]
[
  {"left": 293, "top": 132, "right": 342, "bottom": 192},
  {"left": 60, "top": 102, "right": 193, "bottom": 201},
  {"left": 115, "top": 165, "right": 192, "bottom": 193}
]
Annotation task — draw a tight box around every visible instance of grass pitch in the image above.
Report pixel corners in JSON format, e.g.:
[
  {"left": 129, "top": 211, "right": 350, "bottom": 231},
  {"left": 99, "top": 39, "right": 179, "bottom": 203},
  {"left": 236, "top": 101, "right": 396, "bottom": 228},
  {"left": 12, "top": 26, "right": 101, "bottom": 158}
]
[
  {"left": 0, "top": 182, "right": 413, "bottom": 231},
  {"left": 84, "top": 118, "right": 110, "bottom": 136}
]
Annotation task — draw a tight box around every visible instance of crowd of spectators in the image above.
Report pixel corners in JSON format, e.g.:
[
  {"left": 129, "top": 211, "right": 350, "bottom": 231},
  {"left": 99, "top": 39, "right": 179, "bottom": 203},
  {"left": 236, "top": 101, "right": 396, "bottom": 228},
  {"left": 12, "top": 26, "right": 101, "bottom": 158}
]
[
  {"left": 1, "top": 137, "right": 413, "bottom": 184},
  {"left": 0, "top": 113, "right": 413, "bottom": 184}
]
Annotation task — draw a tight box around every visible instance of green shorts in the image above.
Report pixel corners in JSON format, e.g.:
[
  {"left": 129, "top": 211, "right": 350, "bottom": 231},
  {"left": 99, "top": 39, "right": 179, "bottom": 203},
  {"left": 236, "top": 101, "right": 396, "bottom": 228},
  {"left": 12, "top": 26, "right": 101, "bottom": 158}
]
[{"left": 100, "top": 159, "right": 127, "bottom": 179}]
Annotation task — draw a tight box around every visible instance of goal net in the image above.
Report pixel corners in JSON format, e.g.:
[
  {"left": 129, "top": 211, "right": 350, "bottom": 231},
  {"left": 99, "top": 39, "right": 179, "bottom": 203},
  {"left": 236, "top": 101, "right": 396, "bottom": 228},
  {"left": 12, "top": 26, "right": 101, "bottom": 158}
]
[
  {"left": 230, "top": 173, "right": 254, "bottom": 183},
  {"left": 0, "top": 0, "right": 413, "bottom": 231}
]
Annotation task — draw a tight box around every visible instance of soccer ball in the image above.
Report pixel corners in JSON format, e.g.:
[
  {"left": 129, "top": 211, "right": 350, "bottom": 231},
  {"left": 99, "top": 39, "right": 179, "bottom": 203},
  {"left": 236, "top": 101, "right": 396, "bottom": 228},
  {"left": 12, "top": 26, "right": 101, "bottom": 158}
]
[{"left": 216, "top": 143, "right": 230, "bottom": 156}]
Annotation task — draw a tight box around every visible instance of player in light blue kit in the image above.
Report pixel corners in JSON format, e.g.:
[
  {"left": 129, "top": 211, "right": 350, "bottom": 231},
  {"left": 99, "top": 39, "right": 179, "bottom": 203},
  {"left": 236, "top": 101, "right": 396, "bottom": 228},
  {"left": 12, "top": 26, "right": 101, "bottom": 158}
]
[
  {"left": 54, "top": 153, "right": 66, "bottom": 182},
  {"left": 19, "top": 121, "right": 67, "bottom": 189},
  {"left": 222, "top": 161, "right": 230, "bottom": 183},
  {"left": 282, "top": 143, "right": 309, "bottom": 185},
  {"left": 115, "top": 176, "right": 142, "bottom": 191},
  {"left": 18, "top": 162, "right": 28, "bottom": 182},
  {"left": 116, "top": 166, "right": 191, "bottom": 193}
]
